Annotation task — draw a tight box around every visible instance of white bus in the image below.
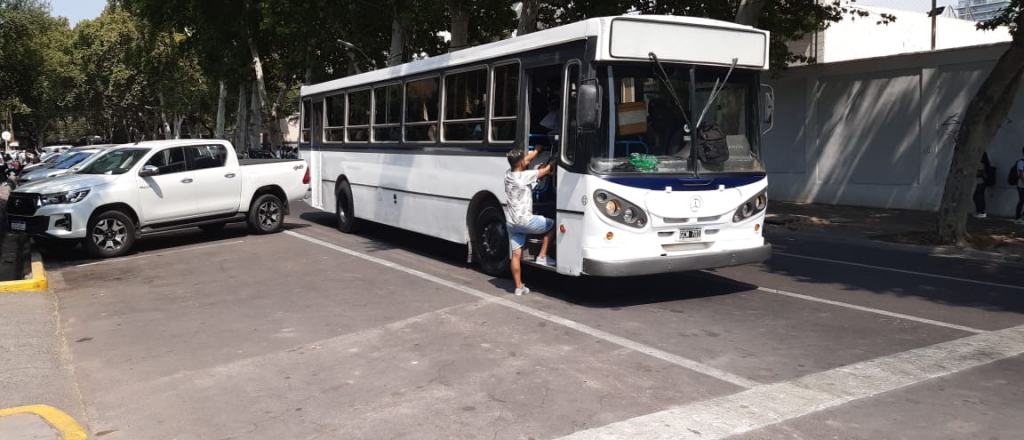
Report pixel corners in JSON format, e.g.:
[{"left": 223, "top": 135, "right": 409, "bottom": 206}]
[{"left": 300, "top": 15, "right": 773, "bottom": 277}]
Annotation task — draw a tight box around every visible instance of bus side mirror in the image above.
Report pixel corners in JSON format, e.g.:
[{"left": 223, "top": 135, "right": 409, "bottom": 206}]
[
  {"left": 577, "top": 79, "right": 602, "bottom": 132},
  {"left": 761, "top": 83, "right": 775, "bottom": 135}
]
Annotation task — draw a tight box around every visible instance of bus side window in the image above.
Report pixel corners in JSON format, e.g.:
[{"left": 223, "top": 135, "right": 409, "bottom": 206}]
[
  {"left": 490, "top": 63, "right": 520, "bottom": 143},
  {"left": 563, "top": 62, "right": 581, "bottom": 165}
]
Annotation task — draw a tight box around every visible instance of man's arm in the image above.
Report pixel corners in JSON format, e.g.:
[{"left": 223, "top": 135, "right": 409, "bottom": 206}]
[
  {"left": 537, "top": 162, "right": 554, "bottom": 179},
  {"left": 526, "top": 144, "right": 542, "bottom": 163}
]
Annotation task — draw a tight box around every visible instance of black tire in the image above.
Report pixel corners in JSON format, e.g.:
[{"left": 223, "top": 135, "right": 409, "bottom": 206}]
[
  {"left": 336, "top": 181, "right": 357, "bottom": 233},
  {"left": 83, "top": 210, "right": 136, "bottom": 258},
  {"left": 198, "top": 223, "right": 226, "bottom": 232},
  {"left": 248, "top": 194, "right": 284, "bottom": 234},
  {"left": 35, "top": 237, "right": 79, "bottom": 253},
  {"left": 472, "top": 202, "right": 510, "bottom": 277}
]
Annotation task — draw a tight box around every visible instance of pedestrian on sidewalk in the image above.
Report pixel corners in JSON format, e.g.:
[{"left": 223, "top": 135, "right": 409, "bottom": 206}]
[
  {"left": 1015, "top": 146, "right": 1024, "bottom": 225},
  {"left": 973, "top": 152, "right": 994, "bottom": 218}
]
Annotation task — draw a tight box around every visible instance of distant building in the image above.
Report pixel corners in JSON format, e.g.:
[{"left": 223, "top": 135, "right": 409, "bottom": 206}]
[
  {"left": 956, "top": 0, "right": 1010, "bottom": 22},
  {"left": 789, "top": 4, "right": 1011, "bottom": 64}
]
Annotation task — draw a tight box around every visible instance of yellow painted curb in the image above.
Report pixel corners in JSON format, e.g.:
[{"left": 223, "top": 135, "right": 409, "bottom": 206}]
[
  {"left": 0, "top": 404, "right": 87, "bottom": 439},
  {"left": 0, "top": 251, "right": 48, "bottom": 292}
]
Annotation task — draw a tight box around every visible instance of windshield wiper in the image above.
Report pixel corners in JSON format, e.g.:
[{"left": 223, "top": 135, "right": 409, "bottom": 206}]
[
  {"left": 694, "top": 57, "right": 739, "bottom": 131},
  {"left": 648, "top": 52, "right": 691, "bottom": 130}
]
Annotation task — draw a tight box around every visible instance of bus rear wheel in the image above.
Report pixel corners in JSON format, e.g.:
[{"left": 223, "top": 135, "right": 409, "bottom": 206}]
[{"left": 472, "top": 203, "right": 510, "bottom": 277}]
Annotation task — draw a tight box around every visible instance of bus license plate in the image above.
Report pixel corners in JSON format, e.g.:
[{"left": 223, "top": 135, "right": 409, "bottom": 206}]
[
  {"left": 11, "top": 220, "right": 26, "bottom": 231},
  {"left": 678, "top": 228, "right": 702, "bottom": 241}
]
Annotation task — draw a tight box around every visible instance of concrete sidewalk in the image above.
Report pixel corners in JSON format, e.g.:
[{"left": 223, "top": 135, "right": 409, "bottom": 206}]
[
  {"left": 766, "top": 201, "right": 1024, "bottom": 261},
  {"left": 0, "top": 291, "right": 89, "bottom": 440}
]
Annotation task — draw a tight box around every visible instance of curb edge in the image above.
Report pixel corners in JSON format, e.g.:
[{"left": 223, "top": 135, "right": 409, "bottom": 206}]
[
  {"left": 0, "top": 250, "right": 48, "bottom": 292},
  {"left": 0, "top": 405, "right": 87, "bottom": 440}
]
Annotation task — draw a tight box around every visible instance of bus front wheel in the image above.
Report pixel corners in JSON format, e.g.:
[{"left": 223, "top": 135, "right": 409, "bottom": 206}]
[
  {"left": 336, "top": 181, "right": 357, "bottom": 233},
  {"left": 473, "top": 203, "right": 510, "bottom": 277}
]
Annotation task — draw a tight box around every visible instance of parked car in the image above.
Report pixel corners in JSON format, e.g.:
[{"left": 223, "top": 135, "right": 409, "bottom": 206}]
[
  {"left": 7, "top": 139, "right": 309, "bottom": 258},
  {"left": 39, "top": 145, "right": 73, "bottom": 162},
  {"left": 18, "top": 145, "right": 118, "bottom": 183},
  {"left": 20, "top": 152, "right": 68, "bottom": 174}
]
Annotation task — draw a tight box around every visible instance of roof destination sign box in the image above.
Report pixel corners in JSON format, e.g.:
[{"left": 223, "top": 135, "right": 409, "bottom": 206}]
[{"left": 608, "top": 18, "right": 768, "bottom": 69}]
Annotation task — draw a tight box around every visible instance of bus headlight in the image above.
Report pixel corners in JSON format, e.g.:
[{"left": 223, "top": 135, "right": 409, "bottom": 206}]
[
  {"left": 604, "top": 200, "right": 621, "bottom": 216},
  {"left": 594, "top": 190, "right": 647, "bottom": 229},
  {"left": 733, "top": 189, "right": 768, "bottom": 223}
]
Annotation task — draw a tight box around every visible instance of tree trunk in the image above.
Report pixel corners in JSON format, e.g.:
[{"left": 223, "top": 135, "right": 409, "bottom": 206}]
[
  {"left": 215, "top": 80, "right": 227, "bottom": 139},
  {"left": 266, "top": 84, "right": 287, "bottom": 151},
  {"left": 450, "top": 2, "right": 469, "bottom": 52},
  {"left": 517, "top": 0, "right": 540, "bottom": 36},
  {"left": 937, "top": 26, "right": 1024, "bottom": 246},
  {"left": 735, "top": 0, "right": 772, "bottom": 26},
  {"left": 249, "top": 80, "right": 262, "bottom": 152},
  {"left": 388, "top": 15, "right": 406, "bottom": 66},
  {"left": 158, "top": 92, "right": 173, "bottom": 140},
  {"left": 173, "top": 115, "right": 185, "bottom": 140},
  {"left": 235, "top": 83, "right": 248, "bottom": 150}
]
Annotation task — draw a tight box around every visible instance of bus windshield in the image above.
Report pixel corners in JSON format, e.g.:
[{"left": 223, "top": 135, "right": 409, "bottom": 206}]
[{"left": 591, "top": 65, "right": 764, "bottom": 176}]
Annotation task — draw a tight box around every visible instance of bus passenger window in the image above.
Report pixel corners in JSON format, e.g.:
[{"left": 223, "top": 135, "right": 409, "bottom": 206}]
[
  {"left": 325, "top": 94, "right": 345, "bottom": 142},
  {"left": 347, "top": 89, "right": 370, "bottom": 142},
  {"left": 373, "top": 84, "right": 402, "bottom": 142},
  {"left": 405, "top": 77, "right": 440, "bottom": 142},
  {"left": 301, "top": 100, "right": 312, "bottom": 143},
  {"left": 490, "top": 63, "right": 519, "bottom": 142},
  {"left": 443, "top": 68, "right": 487, "bottom": 141}
]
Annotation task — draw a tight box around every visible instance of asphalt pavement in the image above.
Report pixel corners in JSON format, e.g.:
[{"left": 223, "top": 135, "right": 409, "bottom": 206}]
[{"left": 4, "top": 203, "right": 1024, "bottom": 440}]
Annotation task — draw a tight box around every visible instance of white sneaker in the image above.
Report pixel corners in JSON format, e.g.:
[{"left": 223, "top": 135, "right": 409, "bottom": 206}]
[
  {"left": 972, "top": 213, "right": 987, "bottom": 218},
  {"left": 1015, "top": 219, "right": 1024, "bottom": 226},
  {"left": 514, "top": 286, "right": 530, "bottom": 296},
  {"left": 536, "top": 256, "right": 556, "bottom": 267}
]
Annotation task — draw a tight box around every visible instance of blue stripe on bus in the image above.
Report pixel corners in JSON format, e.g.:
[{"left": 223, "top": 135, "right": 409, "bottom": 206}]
[
  {"left": 305, "top": 143, "right": 508, "bottom": 155},
  {"left": 601, "top": 175, "right": 766, "bottom": 191}
]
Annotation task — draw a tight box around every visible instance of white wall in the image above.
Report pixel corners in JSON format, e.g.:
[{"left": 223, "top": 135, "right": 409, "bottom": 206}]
[
  {"left": 788, "top": 4, "right": 1011, "bottom": 64},
  {"left": 765, "top": 42, "right": 1023, "bottom": 216}
]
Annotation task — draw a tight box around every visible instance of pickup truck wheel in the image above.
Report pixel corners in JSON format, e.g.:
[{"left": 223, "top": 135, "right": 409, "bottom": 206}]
[
  {"left": 83, "top": 210, "right": 136, "bottom": 258},
  {"left": 248, "top": 194, "right": 284, "bottom": 234},
  {"left": 336, "top": 182, "right": 357, "bottom": 233},
  {"left": 472, "top": 203, "right": 510, "bottom": 277}
]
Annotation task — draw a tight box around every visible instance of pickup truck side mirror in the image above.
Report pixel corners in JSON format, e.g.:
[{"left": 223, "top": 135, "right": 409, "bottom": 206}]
[{"left": 139, "top": 165, "right": 160, "bottom": 178}]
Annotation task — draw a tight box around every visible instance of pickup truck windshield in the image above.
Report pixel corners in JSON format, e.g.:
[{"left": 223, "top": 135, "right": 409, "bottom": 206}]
[{"left": 78, "top": 149, "right": 149, "bottom": 175}]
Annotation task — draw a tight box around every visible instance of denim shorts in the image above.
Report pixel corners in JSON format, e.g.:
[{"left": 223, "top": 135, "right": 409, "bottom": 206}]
[{"left": 507, "top": 215, "right": 555, "bottom": 251}]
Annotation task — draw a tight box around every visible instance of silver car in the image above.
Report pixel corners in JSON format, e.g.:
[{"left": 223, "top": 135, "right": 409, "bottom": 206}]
[{"left": 18, "top": 145, "right": 118, "bottom": 183}]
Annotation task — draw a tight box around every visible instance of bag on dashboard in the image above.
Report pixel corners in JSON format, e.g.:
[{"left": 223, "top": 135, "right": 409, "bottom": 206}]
[{"left": 697, "top": 122, "right": 729, "bottom": 166}]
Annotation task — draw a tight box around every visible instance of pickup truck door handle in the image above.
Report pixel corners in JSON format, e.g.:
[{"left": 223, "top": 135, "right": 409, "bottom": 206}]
[
  {"left": 181, "top": 178, "right": 194, "bottom": 184},
  {"left": 225, "top": 173, "right": 236, "bottom": 178}
]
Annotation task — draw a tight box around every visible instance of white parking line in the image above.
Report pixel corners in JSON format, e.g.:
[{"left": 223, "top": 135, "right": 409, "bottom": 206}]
[
  {"left": 776, "top": 252, "right": 1024, "bottom": 291},
  {"left": 74, "top": 240, "right": 246, "bottom": 267},
  {"left": 757, "top": 287, "right": 986, "bottom": 334},
  {"left": 557, "top": 324, "right": 1024, "bottom": 440},
  {"left": 284, "top": 230, "right": 760, "bottom": 389}
]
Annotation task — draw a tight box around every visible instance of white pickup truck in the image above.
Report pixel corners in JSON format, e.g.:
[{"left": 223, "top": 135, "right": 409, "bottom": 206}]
[{"left": 6, "top": 139, "right": 309, "bottom": 258}]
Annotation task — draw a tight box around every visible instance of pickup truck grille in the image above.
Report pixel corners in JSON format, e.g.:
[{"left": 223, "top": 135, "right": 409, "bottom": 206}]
[{"left": 7, "top": 193, "right": 40, "bottom": 216}]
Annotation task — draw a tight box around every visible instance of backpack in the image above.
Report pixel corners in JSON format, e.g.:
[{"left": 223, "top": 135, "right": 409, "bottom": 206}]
[
  {"left": 1009, "top": 159, "right": 1023, "bottom": 186},
  {"left": 697, "top": 122, "right": 730, "bottom": 166}
]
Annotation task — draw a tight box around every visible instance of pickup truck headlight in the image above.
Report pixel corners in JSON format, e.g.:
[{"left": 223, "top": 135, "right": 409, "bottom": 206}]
[{"left": 40, "top": 188, "right": 90, "bottom": 205}]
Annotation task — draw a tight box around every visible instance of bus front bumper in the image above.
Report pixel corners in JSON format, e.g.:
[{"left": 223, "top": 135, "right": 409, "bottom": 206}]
[{"left": 582, "top": 244, "right": 772, "bottom": 277}]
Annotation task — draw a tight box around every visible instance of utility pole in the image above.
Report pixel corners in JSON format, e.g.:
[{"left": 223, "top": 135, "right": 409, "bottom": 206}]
[{"left": 931, "top": 0, "right": 937, "bottom": 50}]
